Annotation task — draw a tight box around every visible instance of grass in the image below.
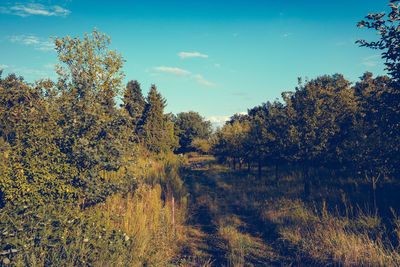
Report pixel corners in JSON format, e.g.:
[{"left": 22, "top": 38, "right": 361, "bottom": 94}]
[
  {"left": 260, "top": 197, "right": 400, "bottom": 266},
  {"left": 3, "top": 154, "right": 400, "bottom": 266},
  {"left": 0, "top": 152, "right": 192, "bottom": 266},
  {"left": 182, "top": 158, "right": 400, "bottom": 266}
]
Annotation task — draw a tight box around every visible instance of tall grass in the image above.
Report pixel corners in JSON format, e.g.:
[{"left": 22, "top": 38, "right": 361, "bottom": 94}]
[
  {"left": 261, "top": 198, "right": 400, "bottom": 266},
  {"left": 0, "top": 152, "right": 191, "bottom": 266}
]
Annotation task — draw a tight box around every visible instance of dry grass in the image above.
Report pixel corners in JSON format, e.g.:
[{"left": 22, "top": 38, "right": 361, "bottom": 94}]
[
  {"left": 97, "top": 184, "right": 182, "bottom": 266},
  {"left": 217, "top": 222, "right": 277, "bottom": 266},
  {"left": 262, "top": 198, "right": 400, "bottom": 266}
]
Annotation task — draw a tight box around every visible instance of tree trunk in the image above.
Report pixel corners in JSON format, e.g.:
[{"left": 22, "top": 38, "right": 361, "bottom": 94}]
[
  {"left": 303, "top": 165, "right": 311, "bottom": 199},
  {"left": 247, "top": 162, "right": 251, "bottom": 172},
  {"left": 372, "top": 182, "right": 377, "bottom": 214}
]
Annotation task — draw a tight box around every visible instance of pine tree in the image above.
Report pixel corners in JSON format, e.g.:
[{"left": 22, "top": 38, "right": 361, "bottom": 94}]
[
  {"left": 140, "top": 85, "right": 178, "bottom": 153},
  {"left": 121, "top": 80, "right": 146, "bottom": 128}
]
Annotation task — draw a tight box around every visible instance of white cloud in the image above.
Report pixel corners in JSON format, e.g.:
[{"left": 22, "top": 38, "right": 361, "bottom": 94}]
[
  {"left": 44, "top": 63, "right": 55, "bottom": 69},
  {"left": 155, "top": 66, "right": 191, "bottom": 76},
  {"left": 208, "top": 115, "right": 230, "bottom": 123},
  {"left": 192, "top": 74, "right": 216, "bottom": 87},
  {"left": 2, "top": 3, "right": 70, "bottom": 17},
  {"left": 11, "top": 66, "right": 48, "bottom": 77},
  {"left": 362, "top": 61, "right": 378, "bottom": 67},
  {"left": 282, "top": 33, "right": 292, "bottom": 38},
  {"left": 362, "top": 54, "right": 381, "bottom": 67},
  {"left": 178, "top": 51, "right": 209, "bottom": 59},
  {"left": 154, "top": 66, "right": 215, "bottom": 87},
  {"left": 214, "top": 63, "right": 221, "bottom": 68},
  {"left": 198, "top": 79, "right": 216, "bottom": 87},
  {"left": 363, "top": 54, "right": 380, "bottom": 61},
  {"left": 0, "top": 65, "right": 8, "bottom": 69},
  {"left": 208, "top": 115, "right": 230, "bottom": 128},
  {"left": 9, "top": 34, "right": 55, "bottom": 51}
]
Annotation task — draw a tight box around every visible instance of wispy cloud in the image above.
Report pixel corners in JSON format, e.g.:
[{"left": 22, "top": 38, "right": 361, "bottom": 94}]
[
  {"left": 178, "top": 51, "right": 209, "bottom": 59},
  {"left": 11, "top": 66, "right": 49, "bottom": 78},
  {"left": 155, "top": 66, "right": 191, "bottom": 76},
  {"left": 44, "top": 63, "right": 55, "bottom": 69},
  {"left": 0, "top": 64, "right": 8, "bottom": 69},
  {"left": 362, "top": 61, "right": 378, "bottom": 67},
  {"left": 9, "top": 34, "right": 54, "bottom": 51},
  {"left": 362, "top": 54, "right": 381, "bottom": 67},
  {"left": 232, "top": 92, "right": 248, "bottom": 96},
  {"left": 282, "top": 33, "right": 292, "bottom": 38},
  {"left": 154, "top": 66, "right": 215, "bottom": 87},
  {"left": 363, "top": 54, "right": 380, "bottom": 61},
  {"left": 214, "top": 63, "right": 221, "bottom": 68},
  {"left": 1, "top": 3, "right": 70, "bottom": 17},
  {"left": 192, "top": 74, "right": 216, "bottom": 87}
]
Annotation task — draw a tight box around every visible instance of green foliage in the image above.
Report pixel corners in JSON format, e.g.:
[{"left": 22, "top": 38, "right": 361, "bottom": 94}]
[
  {"left": 121, "top": 80, "right": 146, "bottom": 128},
  {"left": 357, "top": 0, "right": 400, "bottom": 82},
  {"left": 0, "top": 74, "right": 78, "bottom": 205},
  {"left": 51, "top": 30, "right": 129, "bottom": 204},
  {"left": 139, "top": 85, "right": 179, "bottom": 153},
  {"left": 212, "top": 120, "right": 250, "bottom": 169},
  {"left": 285, "top": 74, "right": 356, "bottom": 165},
  {"left": 54, "top": 29, "right": 125, "bottom": 115},
  {"left": 0, "top": 183, "right": 184, "bottom": 266},
  {"left": 190, "top": 137, "right": 211, "bottom": 154},
  {"left": 175, "top": 111, "right": 211, "bottom": 154},
  {"left": 349, "top": 73, "right": 395, "bottom": 176}
]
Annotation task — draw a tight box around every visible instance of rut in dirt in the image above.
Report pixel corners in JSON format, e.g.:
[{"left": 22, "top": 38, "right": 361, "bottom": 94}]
[{"left": 182, "top": 166, "right": 289, "bottom": 266}]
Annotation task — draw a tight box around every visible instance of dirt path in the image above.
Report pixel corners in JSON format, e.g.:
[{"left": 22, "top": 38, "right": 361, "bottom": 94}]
[{"left": 182, "top": 165, "right": 287, "bottom": 266}]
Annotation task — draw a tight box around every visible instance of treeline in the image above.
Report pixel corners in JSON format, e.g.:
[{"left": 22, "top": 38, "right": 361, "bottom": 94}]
[
  {"left": 0, "top": 30, "right": 216, "bottom": 265},
  {"left": 0, "top": 30, "right": 211, "bottom": 207},
  {"left": 211, "top": 2, "right": 400, "bottom": 204},
  {"left": 212, "top": 73, "right": 396, "bottom": 197}
]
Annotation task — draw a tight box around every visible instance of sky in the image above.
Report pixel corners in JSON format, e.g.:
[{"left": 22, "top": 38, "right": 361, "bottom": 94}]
[{"left": 0, "top": 0, "right": 389, "bottom": 126}]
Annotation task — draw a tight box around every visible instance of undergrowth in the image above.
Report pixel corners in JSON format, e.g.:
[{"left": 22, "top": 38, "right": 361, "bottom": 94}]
[{"left": 0, "top": 152, "right": 191, "bottom": 266}]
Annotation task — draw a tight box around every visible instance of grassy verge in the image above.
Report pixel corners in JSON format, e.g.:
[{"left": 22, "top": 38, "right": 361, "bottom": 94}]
[
  {"left": 261, "top": 197, "right": 400, "bottom": 266},
  {"left": 0, "top": 152, "right": 191, "bottom": 266}
]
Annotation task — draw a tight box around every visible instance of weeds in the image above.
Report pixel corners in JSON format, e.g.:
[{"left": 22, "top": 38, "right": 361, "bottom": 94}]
[{"left": 262, "top": 198, "right": 400, "bottom": 266}]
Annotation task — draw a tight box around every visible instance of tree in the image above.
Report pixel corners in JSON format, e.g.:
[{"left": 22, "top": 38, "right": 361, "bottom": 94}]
[
  {"left": 246, "top": 105, "right": 268, "bottom": 177},
  {"left": 212, "top": 120, "right": 249, "bottom": 170},
  {"left": 357, "top": 0, "right": 400, "bottom": 82},
  {"left": 174, "top": 111, "right": 211, "bottom": 153},
  {"left": 190, "top": 138, "right": 211, "bottom": 154},
  {"left": 350, "top": 73, "right": 395, "bottom": 211},
  {"left": 0, "top": 74, "right": 77, "bottom": 205},
  {"left": 52, "top": 29, "right": 127, "bottom": 203},
  {"left": 121, "top": 80, "right": 146, "bottom": 128},
  {"left": 285, "top": 74, "right": 356, "bottom": 198},
  {"left": 357, "top": 1, "right": 400, "bottom": 182},
  {"left": 140, "top": 85, "right": 179, "bottom": 153}
]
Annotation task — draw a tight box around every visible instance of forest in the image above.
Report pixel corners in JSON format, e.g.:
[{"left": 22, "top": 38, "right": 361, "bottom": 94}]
[{"left": 1, "top": 1, "right": 400, "bottom": 266}]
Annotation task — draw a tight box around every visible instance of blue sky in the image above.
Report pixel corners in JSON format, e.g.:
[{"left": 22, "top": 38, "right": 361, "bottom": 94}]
[{"left": 0, "top": 0, "right": 388, "bottom": 125}]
